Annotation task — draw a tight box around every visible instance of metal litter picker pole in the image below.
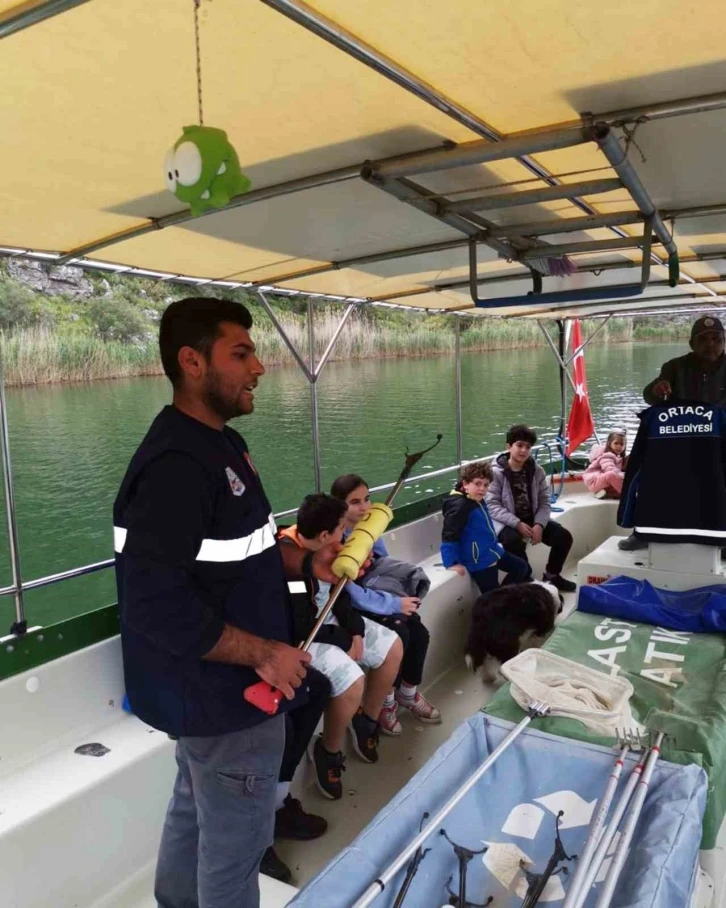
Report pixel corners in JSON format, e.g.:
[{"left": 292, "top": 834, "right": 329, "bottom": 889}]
[
  {"left": 569, "top": 747, "right": 648, "bottom": 908},
  {"left": 594, "top": 734, "right": 665, "bottom": 908},
  {"left": 243, "top": 434, "right": 442, "bottom": 715},
  {"left": 351, "top": 702, "right": 550, "bottom": 908},
  {"left": 562, "top": 745, "right": 629, "bottom": 908}
]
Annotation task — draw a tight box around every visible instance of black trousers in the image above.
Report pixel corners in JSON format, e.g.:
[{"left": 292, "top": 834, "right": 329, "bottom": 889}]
[
  {"left": 279, "top": 666, "right": 330, "bottom": 783},
  {"left": 498, "top": 521, "right": 573, "bottom": 577},
  {"left": 360, "top": 610, "right": 430, "bottom": 687}
]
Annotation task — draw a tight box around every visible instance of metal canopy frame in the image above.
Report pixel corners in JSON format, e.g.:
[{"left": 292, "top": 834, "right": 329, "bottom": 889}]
[
  {"left": 360, "top": 121, "right": 677, "bottom": 312},
  {"left": 256, "top": 289, "right": 357, "bottom": 492},
  {"left": 5, "top": 0, "right": 726, "bottom": 648}
]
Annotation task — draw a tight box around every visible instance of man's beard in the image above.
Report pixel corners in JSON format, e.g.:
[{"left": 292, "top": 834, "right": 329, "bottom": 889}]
[{"left": 203, "top": 368, "right": 245, "bottom": 422}]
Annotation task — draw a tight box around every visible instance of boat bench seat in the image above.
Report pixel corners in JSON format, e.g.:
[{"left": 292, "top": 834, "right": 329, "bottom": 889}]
[{"left": 0, "top": 637, "right": 296, "bottom": 907}]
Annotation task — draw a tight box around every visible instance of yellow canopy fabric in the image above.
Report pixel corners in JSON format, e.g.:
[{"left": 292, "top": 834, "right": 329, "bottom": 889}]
[{"left": 2, "top": 0, "right": 726, "bottom": 318}]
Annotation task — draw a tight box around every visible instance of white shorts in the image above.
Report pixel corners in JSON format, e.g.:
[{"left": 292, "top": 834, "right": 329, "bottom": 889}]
[{"left": 308, "top": 616, "right": 398, "bottom": 697}]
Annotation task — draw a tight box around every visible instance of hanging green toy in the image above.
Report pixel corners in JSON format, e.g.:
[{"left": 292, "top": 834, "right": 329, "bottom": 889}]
[
  {"left": 164, "top": 1, "right": 250, "bottom": 216},
  {"left": 165, "top": 126, "right": 250, "bottom": 216}
]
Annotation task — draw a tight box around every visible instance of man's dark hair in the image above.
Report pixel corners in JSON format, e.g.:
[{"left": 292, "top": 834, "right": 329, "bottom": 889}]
[
  {"left": 460, "top": 461, "right": 493, "bottom": 484},
  {"left": 159, "top": 297, "right": 253, "bottom": 387},
  {"left": 297, "top": 493, "right": 348, "bottom": 539},
  {"left": 330, "top": 473, "right": 368, "bottom": 501},
  {"left": 506, "top": 424, "right": 537, "bottom": 446}
]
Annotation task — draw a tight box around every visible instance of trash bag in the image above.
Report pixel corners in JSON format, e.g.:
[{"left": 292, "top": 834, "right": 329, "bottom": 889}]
[{"left": 578, "top": 574, "right": 726, "bottom": 633}]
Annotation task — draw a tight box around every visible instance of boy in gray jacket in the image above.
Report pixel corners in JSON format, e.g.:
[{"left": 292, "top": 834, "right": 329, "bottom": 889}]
[{"left": 487, "top": 424, "right": 576, "bottom": 593}]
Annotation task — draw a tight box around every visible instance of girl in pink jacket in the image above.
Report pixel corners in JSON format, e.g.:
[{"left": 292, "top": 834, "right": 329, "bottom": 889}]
[{"left": 583, "top": 430, "right": 626, "bottom": 499}]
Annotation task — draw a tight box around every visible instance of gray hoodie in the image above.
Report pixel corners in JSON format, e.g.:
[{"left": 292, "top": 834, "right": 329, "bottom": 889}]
[{"left": 486, "top": 452, "right": 551, "bottom": 536}]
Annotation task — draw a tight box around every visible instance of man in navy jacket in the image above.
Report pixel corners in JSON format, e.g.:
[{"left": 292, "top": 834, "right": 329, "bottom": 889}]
[{"left": 114, "top": 297, "right": 337, "bottom": 907}]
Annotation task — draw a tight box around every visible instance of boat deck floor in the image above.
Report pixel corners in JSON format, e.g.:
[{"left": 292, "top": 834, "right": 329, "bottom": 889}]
[{"left": 101, "top": 572, "right": 579, "bottom": 908}]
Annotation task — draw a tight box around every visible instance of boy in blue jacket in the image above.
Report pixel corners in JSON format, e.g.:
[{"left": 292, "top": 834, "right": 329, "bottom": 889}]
[{"left": 441, "top": 461, "right": 531, "bottom": 594}]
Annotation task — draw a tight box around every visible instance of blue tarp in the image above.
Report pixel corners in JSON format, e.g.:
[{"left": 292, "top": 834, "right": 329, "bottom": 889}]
[
  {"left": 290, "top": 715, "right": 706, "bottom": 908},
  {"left": 578, "top": 575, "right": 726, "bottom": 632}
]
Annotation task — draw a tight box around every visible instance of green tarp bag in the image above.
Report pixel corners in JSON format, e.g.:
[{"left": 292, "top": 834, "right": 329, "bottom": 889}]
[{"left": 485, "top": 610, "right": 726, "bottom": 847}]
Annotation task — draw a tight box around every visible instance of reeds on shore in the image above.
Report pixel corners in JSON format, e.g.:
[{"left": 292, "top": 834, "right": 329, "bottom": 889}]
[{"left": 0, "top": 314, "right": 687, "bottom": 386}]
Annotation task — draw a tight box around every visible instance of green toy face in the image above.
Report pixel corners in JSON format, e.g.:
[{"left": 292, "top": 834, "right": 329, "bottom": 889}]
[{"left": 164, "top": 125, "right": 249, "bottom": 213}]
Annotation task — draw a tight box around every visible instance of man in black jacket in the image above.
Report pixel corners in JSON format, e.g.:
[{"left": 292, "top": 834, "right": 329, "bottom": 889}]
[
  {"left": 643, "top": 315, "right": 726, "bottom": 406},
  {"left": 114, "top": 298, "right": 338, "bottom": 908},
  {"left": 621, "top": 315, "right": 726, "bottom": 550}
]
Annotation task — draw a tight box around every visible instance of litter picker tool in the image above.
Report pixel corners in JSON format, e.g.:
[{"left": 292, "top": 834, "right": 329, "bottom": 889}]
[
  {"left": 567, "top": 734, "right": 649, "bottom": 908},
  {"left": 244, "top": 434, "right": 443, "bottom": 715},
  {"left": 520, "top": 811, "right": 575, "bottom": 908},
  {"left": 440, "top": 828, "right": 491, "bottom": 907},
  {"left": 562, "top": 735, "right": 633, "bottom": 908},
  {"left": 391, "top": 812, "right": 430, "bottom": 908},
  {"left": 352, "top": 701, "right": 551, "bottom": 908},
  {"left": 594, "top": 732, "right": 665, "bottom": 908}
]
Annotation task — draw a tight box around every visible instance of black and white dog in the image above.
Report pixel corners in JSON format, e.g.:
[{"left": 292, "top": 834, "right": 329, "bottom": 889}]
[{"left": 464, "top": 580, "right": 563, "bottom": 684}]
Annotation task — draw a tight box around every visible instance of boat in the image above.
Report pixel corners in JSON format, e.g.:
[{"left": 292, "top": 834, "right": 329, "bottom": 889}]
[{"left": 2, "top": 1, "right": 726, "bottom": 906}]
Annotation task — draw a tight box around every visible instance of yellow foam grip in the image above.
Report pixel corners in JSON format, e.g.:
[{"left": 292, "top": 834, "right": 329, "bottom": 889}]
[{"left": 332, "top": 503, "right": 394, "bottom": 580}]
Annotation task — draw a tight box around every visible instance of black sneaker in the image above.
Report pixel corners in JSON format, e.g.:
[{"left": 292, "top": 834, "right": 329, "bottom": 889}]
[
  {"left": 274, "top": 793, "right": 327, "bottom": 840},
  {"left": 260, "top": 846, "right": 292, "bottom": 884},
  {"left": 618, "top": 532, "right": 648, "bottom": 552},
  {"left": 543, "top": 573, "right": 576, "bottom": 593},
  {"left": 308, "top": 735, "right": 346, "bottom": 800},
  {"left": 349, "top": 709, "right": 380, "bottom": 764}
]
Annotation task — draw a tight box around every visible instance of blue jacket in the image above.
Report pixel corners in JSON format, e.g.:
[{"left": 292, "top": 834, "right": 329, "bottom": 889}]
[
  {"left": 440, "top": 490, "right": 504, "bottom": 572},
  {"left": 114, "top": 406, "right": 306, "bottom": 737}
]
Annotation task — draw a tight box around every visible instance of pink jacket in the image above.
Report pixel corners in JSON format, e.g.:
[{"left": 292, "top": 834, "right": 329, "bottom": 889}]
[{"left": 584, "top": 444, "right": 624, "bottom": 477}]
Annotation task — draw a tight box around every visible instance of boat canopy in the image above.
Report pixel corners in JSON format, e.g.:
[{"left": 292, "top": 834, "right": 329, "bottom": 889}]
[{"left": 3, "top": 0, "right": 726, "bottom": 319}]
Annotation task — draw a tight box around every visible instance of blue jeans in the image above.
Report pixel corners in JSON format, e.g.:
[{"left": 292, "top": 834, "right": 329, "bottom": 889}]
[
  {"left": 471, "top": 550, "right": 532, "bottom": 595},
  {"left": 155, "top": 715, "right": 285, "bottom": 908}
]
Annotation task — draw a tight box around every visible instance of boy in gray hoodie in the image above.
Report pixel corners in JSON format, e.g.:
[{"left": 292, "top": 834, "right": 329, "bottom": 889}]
[{"left": 487, "top": 424, "right": 576, "bottom": 593}]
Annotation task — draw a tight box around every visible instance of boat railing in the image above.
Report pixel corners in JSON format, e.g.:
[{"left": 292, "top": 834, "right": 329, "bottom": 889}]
[{"left": 0, "top": 444, "right": 555, "bottom": 611}]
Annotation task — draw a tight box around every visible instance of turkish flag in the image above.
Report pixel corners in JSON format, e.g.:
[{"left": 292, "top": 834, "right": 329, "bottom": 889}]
[{"left": 566, "top": 320, "right": 595, "bottom": 455}]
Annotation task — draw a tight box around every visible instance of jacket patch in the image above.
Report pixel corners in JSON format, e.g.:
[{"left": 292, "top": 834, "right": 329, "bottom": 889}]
[
  {"left": 244, "top": 451, "right": 258, "bottom": 476},
  {"left": 225, "top": 466, "right": 246, "bottom": 497}
]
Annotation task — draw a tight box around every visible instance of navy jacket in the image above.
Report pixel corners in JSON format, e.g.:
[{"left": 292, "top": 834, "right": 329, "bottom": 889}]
[
  {"left": 114, "top": 406, "right": 305, "bottom": 737},
  {"left": 440, "top": 490, "right": 504, "bottom": 572},
  {"left": 618, "top": 402, "right": 726, "bottom": 546}
]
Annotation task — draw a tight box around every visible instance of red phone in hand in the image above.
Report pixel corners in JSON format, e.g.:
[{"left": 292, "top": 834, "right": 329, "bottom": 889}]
[{"left": 244, "top": 680, "right": 284, "bottom": 715}]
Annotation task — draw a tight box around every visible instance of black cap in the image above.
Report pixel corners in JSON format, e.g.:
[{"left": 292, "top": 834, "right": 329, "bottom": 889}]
[{"left": 691, "top": 315, "right": 724, "bottom": 340}]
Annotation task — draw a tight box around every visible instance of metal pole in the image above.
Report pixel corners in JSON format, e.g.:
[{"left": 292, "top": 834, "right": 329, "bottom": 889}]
[
  {"left": 367, "top": 127, "right": 594, "bottom": 180},
  {"left": 570, "top": 752, "right": 646, "bottom": 908},
  {"left": 352, "top": 704, "right": 550, "bottom": 908},
  {"left": 594, "top": 735, "right": 665, "bottom": 908},
  {"left": 314, "top": 302, "right": 356, "bottom": 377},
  {"left": 563, "top": 745, "right": 629, "bottom": 908},
  {"left": 507, "top": 291, "right": 721, "bottom": 321},
  {"left": 0, "top": 0, "right": 91, "bottom": 40},
  {"left": 257, "top": 239, "right": 469, "bottom": 288},
  {"left": 256, "top": 290, "right": 312, "bottom": 381},
  {"left": 539, "top": 322, "right": 578, "bottom": 397},
  {"left": 565, "top": 315, "right": 613, "bottom": 366},
  {"left": 593, "top": 125, "right": 676, "bottom": 257},
  {"left": 446, "top": 179, "right": 623, "bottom": 214},
  {"left": 663, "top": 202, "right": 726, "bottom": 220},
  {"left": 308, "top": 298, "right": 322, "bottom": 492},
  {"left": 0, "top": 356, "right": 25, "bottom": 634},
  {"left": 557, "top": 320, "right": 568, "bottom": 457},
  {"left": 57, "top": 143, "right": 449, "bottom": 265},
  {"left": 519, "top": 236, "right": 661, "bottom": 259},
  {"left": 489, "top": 211, "right": 643, "bottom": 239},
  {"left": 455, "top": 316, "right": 463, "bottom": 466},
  {"left": 589, "top": 91, "right": 726, "bottom": 126}
]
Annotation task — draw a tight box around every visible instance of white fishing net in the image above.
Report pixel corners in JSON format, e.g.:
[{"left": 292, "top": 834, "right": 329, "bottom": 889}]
[{"left": 501, "top": 649, "right": 644, "bottom": 737}]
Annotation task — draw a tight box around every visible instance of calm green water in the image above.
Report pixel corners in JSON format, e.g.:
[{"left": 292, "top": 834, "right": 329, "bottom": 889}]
[{"left": 0, "top": 341, "right": 682, "bottom": 630}]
